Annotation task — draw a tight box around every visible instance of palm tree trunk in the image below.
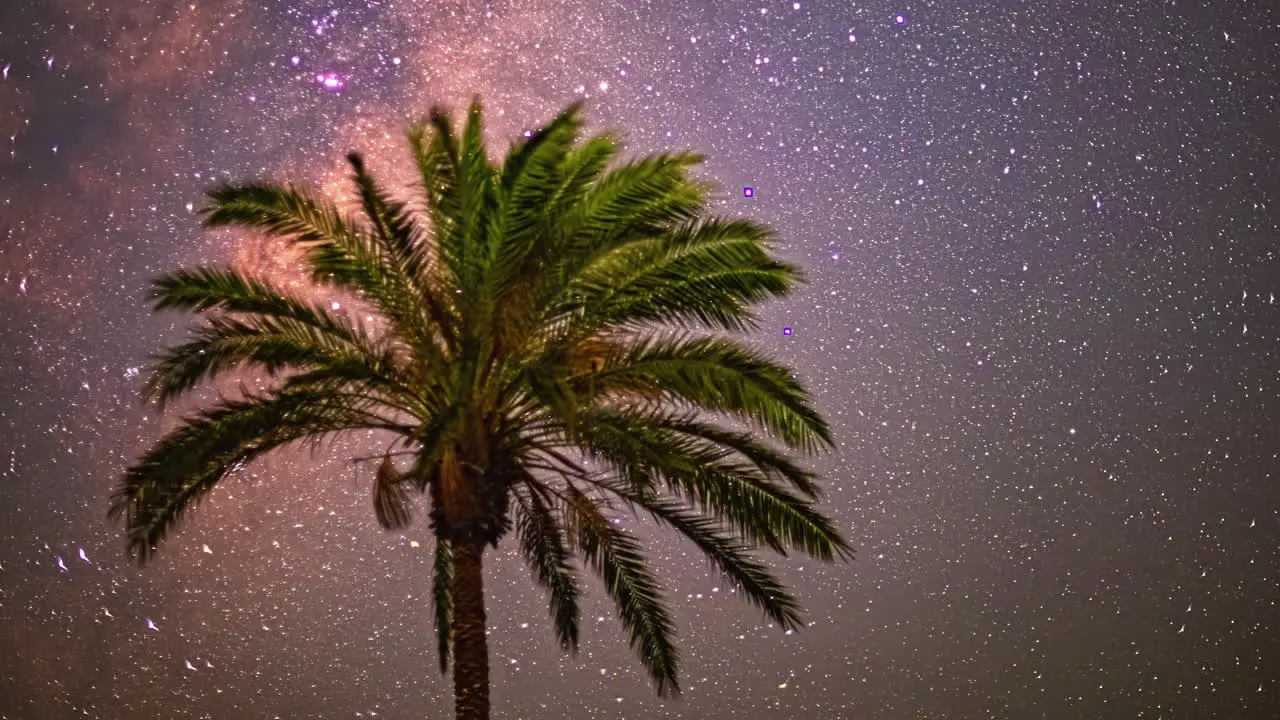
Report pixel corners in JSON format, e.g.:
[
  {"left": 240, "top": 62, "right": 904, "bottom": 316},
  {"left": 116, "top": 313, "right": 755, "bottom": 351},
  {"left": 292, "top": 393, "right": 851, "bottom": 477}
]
[{"left": 452, "top": 538, "right": 491, "bottom": 720}]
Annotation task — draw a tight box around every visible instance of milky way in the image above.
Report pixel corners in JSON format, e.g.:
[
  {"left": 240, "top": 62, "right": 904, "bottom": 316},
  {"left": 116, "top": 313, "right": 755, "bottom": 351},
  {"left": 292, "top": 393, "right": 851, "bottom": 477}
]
[{"left": 2, "top": 0, "right": 1278, "bottom": 718}]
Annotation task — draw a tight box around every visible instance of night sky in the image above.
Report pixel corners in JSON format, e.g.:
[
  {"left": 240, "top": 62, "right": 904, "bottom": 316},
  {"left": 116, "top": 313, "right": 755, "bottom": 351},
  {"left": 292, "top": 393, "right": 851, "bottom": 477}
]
[{"left": 1, "top": 0, "right": 1278, "bottom": 718}]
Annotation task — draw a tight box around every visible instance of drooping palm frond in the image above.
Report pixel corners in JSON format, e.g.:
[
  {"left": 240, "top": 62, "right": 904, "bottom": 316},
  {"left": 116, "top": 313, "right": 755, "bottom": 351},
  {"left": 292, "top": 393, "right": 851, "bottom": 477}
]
[
  {"left": 591, "top": 478, "right": 805, "bottom": 631},
  {"left": 511, "top": 479, "right": 580, "bottom": 652},
  {"left": 557, "top": 480, "right": 680, "bottom": 696},
  {"left": 649, "top": 413, "right": 826, "bottom": 498},
  {"left": 544, "top": 405, "right": 850, "bottom": 561},
  {"left": 110, "top": 387, "right": 414, "bottom": 563}
]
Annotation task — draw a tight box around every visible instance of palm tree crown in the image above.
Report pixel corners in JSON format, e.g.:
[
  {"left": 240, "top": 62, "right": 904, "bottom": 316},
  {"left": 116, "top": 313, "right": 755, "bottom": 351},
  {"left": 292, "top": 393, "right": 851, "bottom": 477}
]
[{"left": 112, "top": 97, "right": 852, "bottom": 718}]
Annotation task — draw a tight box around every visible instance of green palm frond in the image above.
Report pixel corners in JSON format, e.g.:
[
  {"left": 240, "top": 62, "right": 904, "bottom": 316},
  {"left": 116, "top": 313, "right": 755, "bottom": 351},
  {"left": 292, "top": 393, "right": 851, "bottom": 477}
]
[
  {"left": 485, "top": 103, "right": 586, "bottom": 360},
  {"left": 542, "top": 151, "right": 708, "bottom": 298},
  {"left": 110, "top": 388, "right": 411, "bottom": 563},
  {"left": 433, "top": 537, "right": 454, "bottom": 674},
  {"left": 591, "top": 478, "right": 805, "bottom": 631},
  {"left": 150, "top": 265, "right": 329, "bottom": 320},
  {"left": 405, "top": 115, "right": 466, "bottom": 355},
  {"left": 541, "top": 133, "right": 619, "bottom": 232},
  {"left": 558, "top": 481, "right": 680, "bottom": 697},
  {"left": 344, "top": 151, "right": 458, "bottom": 371},
  {"left": 406, "top": 110, "right": 459, "bottom": 285},
  {"left": 494, "top": 102, "right": 582, "bottom": 250},
  {"left": 455, "top": 98, "right": 499, "bottom": 298},
  {"left": 577, "top": 331, "right": 836, "bottom": 454},
  {"left": 346, "top": 152, "right": 421, "bottom": 272},
  {"left": 142, "top": 311, "right": 417, "bottom": 414},
  {"left": 642, "top": 411, "right": 825, "bottom": 499},
  {"left": 511, "top": 480, "right": 580, "bottom": 652},
  {"left": 498, "top": 100, "right": 584, "bottom": 212},
  {"left": 563, "top": 151, "right": 707, "bottom": 249},
  {"left": 202, "top": 182, "right": 376, "bottom": 288},
  {"left": 567, "top": 406, "right": 851, "bottom": 562},
  {"left": 562, "top": 217, "right": 802, "bottom": 335},
  {"left": 201, "top": 183, "right": 440, "bottom": 361}
]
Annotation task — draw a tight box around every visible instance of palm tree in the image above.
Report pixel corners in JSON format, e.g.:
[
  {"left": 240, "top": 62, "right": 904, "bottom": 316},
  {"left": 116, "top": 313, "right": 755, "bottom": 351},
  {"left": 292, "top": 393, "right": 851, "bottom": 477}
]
[{"left": 111, "top": 97, "right": 853, "bottom": 720}]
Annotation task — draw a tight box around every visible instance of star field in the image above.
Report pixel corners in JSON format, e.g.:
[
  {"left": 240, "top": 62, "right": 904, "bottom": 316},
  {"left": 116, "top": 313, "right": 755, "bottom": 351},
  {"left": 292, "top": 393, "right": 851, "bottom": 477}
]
[{"left": 1, "top": 0, "right": 1278, "bottom": 718}]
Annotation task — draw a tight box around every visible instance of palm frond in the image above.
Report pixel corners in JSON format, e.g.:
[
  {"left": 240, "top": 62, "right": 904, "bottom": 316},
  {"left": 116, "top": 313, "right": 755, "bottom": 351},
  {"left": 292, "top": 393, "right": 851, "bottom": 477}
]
[
  {"left": 511, "top": 479, "right": 580, "bottom": 652},
  {"left": 407, "top": 109, "right": 459, "bottom": 282},
  {"left": 458, "top": 98, "right": 498, "bottom": 297},
  {"left": 344, "top": 152, "right": 457, "bottom": 370},
  {"left": 201, "top": 183, "right": 439, "bottom": 361},
  {"left": 110, "top": 388, "right": 408, "bottom": 563},
  {"left": 149, "top": 265, "right": 328, "bottom": 321},
  {"left": 202, "top": 182, "right": 376, "bottom": 288},
  {"left": 541, "top": 133, "right": 620, "bottom": 232},
  {"left": 141, "top": 312, "right": 416, "bottom": 414},
  {"left": 591, "top": 478, "right": 805, "bottom": 631},
  {"left": 580, "top": 331, "right": 836, "bottom": 454},
  {"left": 405, "top": 114, "right": 464, "bottom": 354},
  {"left": 347, "top": 152, "right": 421, "bottom": 271},
  {"left": 499, "top": 100, "right": 584, "bottom": 198},
  {"left": 560, "top": 481, "right": 680, "bottom": 696},
  {"left": 562, "top": 217, "right": 802, "bottom": 334},
  {"left": 486, "top": 103, "right": 586, "bottom": 360},
  {"left": 569, "top": 407, "right": 852, "bottom": 561},
  {"left": 644, "top": 411, "right": 824, "bottom": 499},
  {"left": 543, "top": 151, "right": 708, "bottom": 296}
]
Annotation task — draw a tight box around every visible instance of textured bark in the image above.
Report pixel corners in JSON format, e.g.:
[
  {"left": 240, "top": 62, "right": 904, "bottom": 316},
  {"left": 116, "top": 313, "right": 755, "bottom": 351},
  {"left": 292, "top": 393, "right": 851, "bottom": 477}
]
[{"left": 452, "top": 538, "right": 490, "bottom": 720}]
